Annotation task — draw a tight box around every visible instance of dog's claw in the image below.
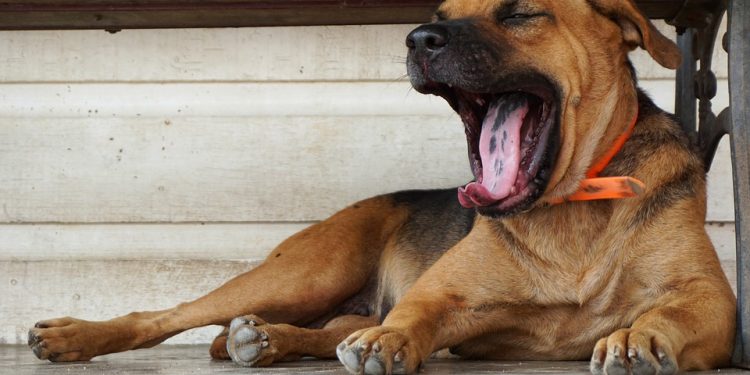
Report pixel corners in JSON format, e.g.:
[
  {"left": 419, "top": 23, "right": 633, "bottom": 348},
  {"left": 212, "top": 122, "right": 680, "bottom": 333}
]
[
  {"left": 337, "top": 342, "right": 363, "bottom": 374},
  {"left": 28, "top": 330, "right": 40, "bottom": 347},
  {"left": 591, "top": 329, "right": 678, "bottom": 375},
  {"left": 229, "top": 317, "right": 250, "bottom": 332},
  {"left": 31, "top": 342, "right": 44, "bottom": 359}
]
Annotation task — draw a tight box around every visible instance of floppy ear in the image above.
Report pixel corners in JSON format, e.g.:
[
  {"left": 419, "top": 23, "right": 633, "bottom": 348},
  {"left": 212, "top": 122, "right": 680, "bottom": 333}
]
[{"left": 588, "top": 0, "right": 682, "bottom": 69}]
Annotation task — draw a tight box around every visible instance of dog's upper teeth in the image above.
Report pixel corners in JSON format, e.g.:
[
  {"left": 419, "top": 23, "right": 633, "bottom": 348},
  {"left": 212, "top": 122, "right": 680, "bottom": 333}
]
[
  {"left": 448, "top": 84, "right": 453, "bottom": 88},
  {"left": 476, "top": 98, "right": 485, "bottom": 106}
]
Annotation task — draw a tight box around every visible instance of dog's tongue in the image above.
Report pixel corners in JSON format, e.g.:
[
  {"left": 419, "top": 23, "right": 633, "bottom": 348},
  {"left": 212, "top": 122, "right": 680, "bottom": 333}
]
[{"left": 459, "top": 95, "right": 528, "bottom": 208}]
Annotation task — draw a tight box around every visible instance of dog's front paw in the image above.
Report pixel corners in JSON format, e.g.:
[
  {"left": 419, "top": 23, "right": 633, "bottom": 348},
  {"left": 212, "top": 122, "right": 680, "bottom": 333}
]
[
  {"left": 590, "top": 328, "right": 677, "bottom": 375},
  {"left": 336, "top": 326, "right": 425, "bottom": 375}
]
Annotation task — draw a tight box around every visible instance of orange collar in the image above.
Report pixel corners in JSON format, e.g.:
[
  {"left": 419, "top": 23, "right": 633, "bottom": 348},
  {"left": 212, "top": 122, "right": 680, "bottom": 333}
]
[{"left": 551, "top": 110, "right": 645, "bottom": 204}]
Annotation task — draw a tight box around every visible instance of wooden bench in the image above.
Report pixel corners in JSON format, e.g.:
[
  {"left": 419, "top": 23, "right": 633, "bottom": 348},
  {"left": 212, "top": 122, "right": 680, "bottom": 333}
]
[
  {"left": 0, "top": 1, "right": 701, "bottom": 30},
  {"left": 1, "top": 0, "right": 748, "bottom": 369}
]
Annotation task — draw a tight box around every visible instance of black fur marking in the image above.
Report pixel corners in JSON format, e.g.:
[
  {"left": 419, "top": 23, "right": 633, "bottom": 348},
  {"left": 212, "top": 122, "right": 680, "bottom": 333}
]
[
  {"left": 390, "top": 189, "right": 476, "bottom": 256},
  {"left": 379, "top": 300, "right": 393, "bottom": 324},
  {"left": 605, "top": 92, "right": 704, "bottom": 227},
  {"left": 489, "top": 135, "right": 497, "bottom": 154},
  {"left": 604, "top": 91, "right": 695, "bottom": 178},
  {"left": 631, "top": 166, "right": 701, "bottom": 228}
]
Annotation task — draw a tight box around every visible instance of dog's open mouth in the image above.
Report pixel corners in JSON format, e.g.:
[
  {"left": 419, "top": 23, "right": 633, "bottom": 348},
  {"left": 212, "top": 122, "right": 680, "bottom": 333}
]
[{"left": 427, "top": 83, "right": 559, "bottom": 215}]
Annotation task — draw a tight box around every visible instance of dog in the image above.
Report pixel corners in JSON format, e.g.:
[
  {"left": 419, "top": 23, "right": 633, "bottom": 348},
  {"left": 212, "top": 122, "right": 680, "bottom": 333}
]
[{"left": 28, "top": 0, "right": 736, "bottom": 374}]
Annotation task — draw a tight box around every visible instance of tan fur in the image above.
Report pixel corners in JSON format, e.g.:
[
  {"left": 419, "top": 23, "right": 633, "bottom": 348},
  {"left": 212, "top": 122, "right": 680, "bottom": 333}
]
[{"left": 28, "top": 1, "right": 733, "bottom": 374}]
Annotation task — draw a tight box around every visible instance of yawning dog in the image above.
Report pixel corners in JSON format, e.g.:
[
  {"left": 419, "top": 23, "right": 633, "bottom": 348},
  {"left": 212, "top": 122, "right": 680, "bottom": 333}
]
[{"left": 29, "top": 1, "right": 735, "bottom": 374}]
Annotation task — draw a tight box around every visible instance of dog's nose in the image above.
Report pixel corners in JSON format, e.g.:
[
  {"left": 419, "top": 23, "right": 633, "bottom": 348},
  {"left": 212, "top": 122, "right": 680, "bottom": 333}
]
[{"left": 406, "top": 24, "right": 450, "bottom": 56}]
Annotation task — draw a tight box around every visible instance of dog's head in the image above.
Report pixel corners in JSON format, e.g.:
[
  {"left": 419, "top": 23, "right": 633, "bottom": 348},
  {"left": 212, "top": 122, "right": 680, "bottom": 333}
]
[{"left": 407, "top": 0, "right": 680, "bottom": 217}]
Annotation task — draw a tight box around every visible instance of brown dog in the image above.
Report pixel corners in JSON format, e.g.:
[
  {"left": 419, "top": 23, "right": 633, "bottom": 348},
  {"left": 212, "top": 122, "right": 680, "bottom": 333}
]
[{"left": 28, "top": 0, "right": 736, "bottom": 374}]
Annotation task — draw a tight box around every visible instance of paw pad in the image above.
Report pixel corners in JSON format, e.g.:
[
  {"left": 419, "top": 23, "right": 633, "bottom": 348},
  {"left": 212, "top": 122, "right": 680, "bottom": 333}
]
[{"left": 227, "top": 316, "right": 271, "bottom": 367}]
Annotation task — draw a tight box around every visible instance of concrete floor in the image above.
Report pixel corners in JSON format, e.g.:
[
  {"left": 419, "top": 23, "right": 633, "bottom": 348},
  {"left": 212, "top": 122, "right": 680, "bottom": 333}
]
[{"left": 2, "top": 345, "right": 747, "bottom": 374}]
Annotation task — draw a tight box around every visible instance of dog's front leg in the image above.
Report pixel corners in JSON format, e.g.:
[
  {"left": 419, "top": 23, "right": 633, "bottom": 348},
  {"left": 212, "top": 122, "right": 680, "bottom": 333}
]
[
  {"left": 590, "top": 281, "right": 736, "bottom": 374},
  {"left": 337, "top": 221, "right": 521, "bottom": 375},
  {"left": 336, "top": 297, "right": 471, "bottom": 375}
]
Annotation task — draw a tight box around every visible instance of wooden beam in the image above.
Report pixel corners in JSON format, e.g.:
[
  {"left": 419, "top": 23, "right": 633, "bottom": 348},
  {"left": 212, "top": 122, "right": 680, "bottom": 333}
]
[{"left": 0, "top": 0, "right": 687, "bottom": 31}]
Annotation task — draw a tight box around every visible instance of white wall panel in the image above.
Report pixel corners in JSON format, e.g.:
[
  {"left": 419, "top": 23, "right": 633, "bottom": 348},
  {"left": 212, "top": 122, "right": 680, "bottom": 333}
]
[
  {"left": 0, "top": 223, "right": 310, "bottom": 260},
  {"left": 0, "top": 21, "right": 727, "bottom": 83},
  {"left": 0, "top": 115, "right": 469, "bottom": 223},
  {"left": 0, "top": 25, "right": 416, "bottom": 83},
  {"left": 0, "top": 82, "right": 449, "bottom": 118}
]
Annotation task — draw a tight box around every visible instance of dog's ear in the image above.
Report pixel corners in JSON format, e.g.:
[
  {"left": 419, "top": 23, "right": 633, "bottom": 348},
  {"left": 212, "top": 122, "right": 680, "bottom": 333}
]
[{"left": 588, "top": 0, "right": 681, "bottom": 69}]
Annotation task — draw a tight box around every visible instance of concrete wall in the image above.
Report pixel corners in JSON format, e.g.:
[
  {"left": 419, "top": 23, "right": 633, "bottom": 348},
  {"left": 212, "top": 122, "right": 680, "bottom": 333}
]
[{"left": 0, "top": 21, "right": 736, "bottom": 345}]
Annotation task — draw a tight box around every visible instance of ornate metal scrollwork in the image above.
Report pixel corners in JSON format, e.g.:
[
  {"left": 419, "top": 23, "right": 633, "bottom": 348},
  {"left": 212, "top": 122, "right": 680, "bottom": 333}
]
[{"left": 669, "top": 0, "right": 728, "bottom": 170}]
